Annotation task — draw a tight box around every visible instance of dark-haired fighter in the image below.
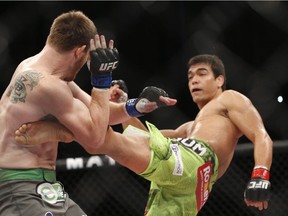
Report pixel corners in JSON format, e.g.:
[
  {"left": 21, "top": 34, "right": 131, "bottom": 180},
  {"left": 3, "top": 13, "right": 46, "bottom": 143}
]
[{"left": 15, "top": 55, "right": 272, "bottom": 215}]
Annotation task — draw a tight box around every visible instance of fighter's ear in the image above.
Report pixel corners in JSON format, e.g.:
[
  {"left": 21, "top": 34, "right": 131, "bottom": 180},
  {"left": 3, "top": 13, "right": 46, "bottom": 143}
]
[
  {"left": 74, "top": 45, "right": 87, "bottom": 58},
  {"left": 216, "top": 75, "right": 224, "bottom": 88}
]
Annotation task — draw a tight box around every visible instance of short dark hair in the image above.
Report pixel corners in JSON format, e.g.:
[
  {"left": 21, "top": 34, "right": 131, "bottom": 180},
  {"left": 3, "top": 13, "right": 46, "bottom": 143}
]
[{"left": 187, "top": 54, "right": 226, "bottom": 90}]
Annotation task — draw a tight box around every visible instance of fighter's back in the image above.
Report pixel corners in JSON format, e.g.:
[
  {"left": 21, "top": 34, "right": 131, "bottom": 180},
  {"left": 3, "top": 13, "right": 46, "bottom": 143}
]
[{"left": 0, "top": 57, "right": 59, "bottom": 169}]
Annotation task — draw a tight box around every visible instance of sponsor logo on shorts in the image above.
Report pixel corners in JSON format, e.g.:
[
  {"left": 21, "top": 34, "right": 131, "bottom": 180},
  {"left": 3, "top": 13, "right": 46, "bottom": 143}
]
[
  {"left": 176, "top": 138, "right": 207, "bottom": 156},
  {"left": 196, "top": 161, "right": 212, "bottom": 211},
  {"left": 45, "top": 212, "right": 53, "bottom": 216},
  {"left": 170, "top": 144, "right": 183, "bottom": 176},
  {"left": 37, "top": 182, "right": 66, "bottom": 204}
]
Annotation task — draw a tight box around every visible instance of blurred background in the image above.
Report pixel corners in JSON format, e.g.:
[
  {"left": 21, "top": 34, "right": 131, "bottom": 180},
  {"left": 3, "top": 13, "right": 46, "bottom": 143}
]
[{"left": 0, "top": 1, "right": 288, "bottom": 215}]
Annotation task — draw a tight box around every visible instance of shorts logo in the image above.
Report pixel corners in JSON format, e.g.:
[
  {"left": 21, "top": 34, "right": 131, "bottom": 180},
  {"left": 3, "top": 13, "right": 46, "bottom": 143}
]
[
  {"left": 37, "top": 182, "right": 66, "bottom": 204},
  {"left": 45, "top": 212, "right": 53, "bottom": 216},
  {"left": 176, "top": 138, "right": 207, "bottom": 156},
  {"left": 196, "top": 161, "right": 212, "bottom": 211},
  {"left": 170, "top": 144, "right": 183, "bottom": 176}
]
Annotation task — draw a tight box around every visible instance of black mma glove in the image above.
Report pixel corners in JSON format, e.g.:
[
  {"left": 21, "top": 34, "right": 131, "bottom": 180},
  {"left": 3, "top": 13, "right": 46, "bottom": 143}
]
[
  {"left": 244, "top": 166, "right": 271, "bottom": 202},
  {"left": 89, "top": 48, "right": 119, "bottom": 89},
  {"left": 125, "top": 86, "right": 169, "bottom": 117}
]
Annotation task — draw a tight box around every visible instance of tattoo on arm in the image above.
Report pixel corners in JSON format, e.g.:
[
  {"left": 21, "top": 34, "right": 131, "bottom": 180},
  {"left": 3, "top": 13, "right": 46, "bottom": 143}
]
[{"left": 7, "top": 71, "right": 43, "bottom": 103}]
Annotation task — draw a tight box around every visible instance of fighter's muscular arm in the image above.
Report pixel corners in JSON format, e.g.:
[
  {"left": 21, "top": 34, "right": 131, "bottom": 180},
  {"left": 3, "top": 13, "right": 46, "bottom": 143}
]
[
  {"left": 221, "top": 90, "right": 272, "bottom": 210},
  {"left": 68, "top": 81, "right": 133, "bottom": 126},
  {"left": 39, "top": 77, "right": 110, "bottom": 149},
  {"left": 222, "top": 90, "right": 273, "bottom": 168}
]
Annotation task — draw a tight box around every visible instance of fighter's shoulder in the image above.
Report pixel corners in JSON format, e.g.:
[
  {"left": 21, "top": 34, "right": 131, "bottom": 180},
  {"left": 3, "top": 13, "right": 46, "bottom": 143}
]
[
  {"left": 221, "top": 89, "right": 241, "bottom": 96},
  {"left": 219, "top": 90, "right": 252, "bottom": 108},
  {"left": 40, "top": 76, "right": 71, "bottom": 97},
  {"left": 220, "top": 90, "right": 249, "bottom": 100},
  {"left": 11, "top": 69, "right": 45, "bottom": 92},
  {"left": 16, "top": 70, "right": 72, "bottom": 102}
]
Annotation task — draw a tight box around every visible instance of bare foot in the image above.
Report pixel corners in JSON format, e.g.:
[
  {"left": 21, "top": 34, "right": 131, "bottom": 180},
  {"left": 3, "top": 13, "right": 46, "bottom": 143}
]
[{"left": 15, "top": 121, "right": 74, "bottom": 145}]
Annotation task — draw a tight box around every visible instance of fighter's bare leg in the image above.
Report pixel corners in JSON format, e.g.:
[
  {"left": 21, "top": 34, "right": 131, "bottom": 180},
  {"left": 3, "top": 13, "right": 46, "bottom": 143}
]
[{"left": 15, "top": 121, "right": 74, "bottom": 145}]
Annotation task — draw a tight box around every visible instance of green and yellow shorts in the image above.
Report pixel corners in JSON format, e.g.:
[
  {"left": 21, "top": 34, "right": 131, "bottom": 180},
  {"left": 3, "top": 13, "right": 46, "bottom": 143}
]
[{"left": 138, "top": 122, "right": 219, "bottom": 216}]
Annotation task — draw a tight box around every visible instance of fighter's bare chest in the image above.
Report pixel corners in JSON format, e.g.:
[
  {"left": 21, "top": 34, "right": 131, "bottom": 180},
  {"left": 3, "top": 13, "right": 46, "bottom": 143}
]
[{"left": 196, "top": 100, "right": 228, "bottom": 121}]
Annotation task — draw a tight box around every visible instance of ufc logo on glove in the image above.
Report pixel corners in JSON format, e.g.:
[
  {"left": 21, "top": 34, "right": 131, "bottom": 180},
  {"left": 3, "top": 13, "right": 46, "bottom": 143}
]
[
  {"left": 99, "top": 61, "right": 118, "bottom": 72},
  {"left": 248, "top": 180, "right": 270, "bottom": 189}
]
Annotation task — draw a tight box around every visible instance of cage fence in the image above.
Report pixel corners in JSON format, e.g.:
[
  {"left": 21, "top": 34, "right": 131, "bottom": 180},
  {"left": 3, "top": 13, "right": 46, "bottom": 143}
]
[{"left": 56, "top": 141, "right": 288, "bottom": 216}]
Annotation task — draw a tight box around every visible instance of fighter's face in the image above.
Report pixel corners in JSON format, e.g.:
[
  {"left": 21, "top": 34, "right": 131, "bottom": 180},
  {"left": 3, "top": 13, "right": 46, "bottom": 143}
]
[{"left": 188, "top": 63, "right": 223, "bottom": 107}]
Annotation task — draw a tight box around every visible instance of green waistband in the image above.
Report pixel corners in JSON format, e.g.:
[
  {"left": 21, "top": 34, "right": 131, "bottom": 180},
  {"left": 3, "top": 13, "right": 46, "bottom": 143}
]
[{"left": 0, "top": 168, "right": 56, "bottom": 182}]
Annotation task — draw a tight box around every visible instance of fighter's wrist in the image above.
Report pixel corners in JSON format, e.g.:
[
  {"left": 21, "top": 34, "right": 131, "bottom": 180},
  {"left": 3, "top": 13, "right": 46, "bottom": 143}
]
[
  {"left": 125, "top": 99, "right": 143, "bottom": 117},
  {"left": 253, "top": 165, "right": 269, "bottom": 170},
  {"left": 91, "top": 73, "right": 112, "bottom": 89},
  {"left": 251, "top": 166, "right": 270, "bottom": 180}
]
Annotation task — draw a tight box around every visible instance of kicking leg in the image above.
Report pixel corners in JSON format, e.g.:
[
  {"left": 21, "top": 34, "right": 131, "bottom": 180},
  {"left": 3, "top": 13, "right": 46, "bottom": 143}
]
[{"left": 15, "top": 121, "right": 74, "bottom": 145}]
